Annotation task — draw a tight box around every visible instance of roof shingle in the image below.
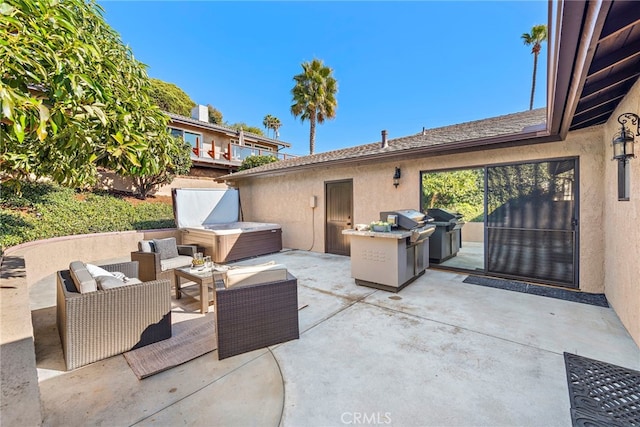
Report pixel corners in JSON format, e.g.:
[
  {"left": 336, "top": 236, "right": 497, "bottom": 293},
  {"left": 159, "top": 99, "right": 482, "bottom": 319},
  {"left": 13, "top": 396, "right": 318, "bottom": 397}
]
[{"left": 220, "top": 108, "right": 546, "bottom": 180}]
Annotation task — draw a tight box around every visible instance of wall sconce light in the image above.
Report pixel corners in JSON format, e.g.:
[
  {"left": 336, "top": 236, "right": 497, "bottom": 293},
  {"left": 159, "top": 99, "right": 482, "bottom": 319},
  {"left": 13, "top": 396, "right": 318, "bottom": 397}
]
[
  {"left": 612, "top": 113, "right": 639, "bottom": 162},
  {"left": 393, "top": 167, "right": 401, "bottom": 188}
]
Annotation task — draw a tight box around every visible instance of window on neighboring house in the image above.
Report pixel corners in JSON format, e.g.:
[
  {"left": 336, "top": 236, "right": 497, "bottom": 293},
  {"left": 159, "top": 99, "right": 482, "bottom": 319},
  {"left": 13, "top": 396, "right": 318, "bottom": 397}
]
[
  {"left": 184, "top": 132, "right": 200, "bottom": 154},
  {"left": 253, "top": 143, "right": 272, "bottom": 152},
  {"left": 169, "top": 128, "right": 202, "bottom": 157}
]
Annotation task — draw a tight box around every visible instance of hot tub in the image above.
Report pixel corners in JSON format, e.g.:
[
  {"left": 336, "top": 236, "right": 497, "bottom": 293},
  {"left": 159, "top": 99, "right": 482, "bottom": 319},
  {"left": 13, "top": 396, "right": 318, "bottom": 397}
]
[
  {"left": 181, "top": 223, "right": 282, "bottom": 263},
  {"left": 172, "top": 189, "right": 283, "bottom": 263}
]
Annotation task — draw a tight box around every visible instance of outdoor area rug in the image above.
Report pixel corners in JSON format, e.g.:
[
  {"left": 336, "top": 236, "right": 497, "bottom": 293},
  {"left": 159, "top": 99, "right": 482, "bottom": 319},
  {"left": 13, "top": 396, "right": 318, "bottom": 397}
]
[
  {"left": 123, "top": 315, "right": 216, "bottom": 379},
  {"left": 462, "top": 276, "right": 609, "bottom": 307},
  {"left": 564, "top": 352, "right": 640, "bottom": 427}
]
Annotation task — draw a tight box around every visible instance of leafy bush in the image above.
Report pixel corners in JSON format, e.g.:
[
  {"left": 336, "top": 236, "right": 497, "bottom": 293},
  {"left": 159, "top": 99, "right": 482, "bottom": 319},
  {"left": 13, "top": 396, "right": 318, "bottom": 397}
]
[
  {"left": 239, "top": 155, "right": 278, "bottom": 171},
  {"left": 0, "top": 182, "right": 175, "bottom": 253}
]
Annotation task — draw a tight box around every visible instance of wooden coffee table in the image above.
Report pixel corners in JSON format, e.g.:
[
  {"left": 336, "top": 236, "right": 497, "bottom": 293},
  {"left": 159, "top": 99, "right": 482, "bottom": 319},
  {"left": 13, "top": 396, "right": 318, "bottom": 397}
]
[{"left": 174, "top": 267, "right": 220, "bottom": 313}]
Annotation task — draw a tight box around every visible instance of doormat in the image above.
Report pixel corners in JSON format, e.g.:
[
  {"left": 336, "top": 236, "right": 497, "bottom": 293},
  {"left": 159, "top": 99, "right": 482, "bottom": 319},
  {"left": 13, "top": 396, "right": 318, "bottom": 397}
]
[
  {"left": 124, "top": 315, "right": 216, "bottom": 379},
  {"left": 564, "top": 352, "right": 640, "bottom": 426},
  {"left": 462, "top": 276, "right": 608, "bottom": 307}
]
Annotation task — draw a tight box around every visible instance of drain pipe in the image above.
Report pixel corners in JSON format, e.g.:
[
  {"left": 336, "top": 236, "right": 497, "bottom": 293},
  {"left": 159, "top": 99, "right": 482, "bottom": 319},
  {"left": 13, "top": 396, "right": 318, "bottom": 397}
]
[{"left": 381, "top": 130, "right": 388, "bottom": 148}]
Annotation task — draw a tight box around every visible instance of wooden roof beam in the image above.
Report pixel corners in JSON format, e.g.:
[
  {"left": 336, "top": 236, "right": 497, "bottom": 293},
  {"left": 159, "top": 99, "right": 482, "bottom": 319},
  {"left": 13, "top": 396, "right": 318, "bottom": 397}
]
[
  {"left": 587, "top": 39, "right": 640, "bottom": 79},
  {"left": 581, "top": 66, "right": 640, "bottom": 99}
]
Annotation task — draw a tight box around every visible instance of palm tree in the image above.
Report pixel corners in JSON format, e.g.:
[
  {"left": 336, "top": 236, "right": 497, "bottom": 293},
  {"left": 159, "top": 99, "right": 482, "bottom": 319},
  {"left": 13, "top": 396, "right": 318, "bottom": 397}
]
[
  {"left": 521, "top": 24, "right": 548, "bottom": 110},
  {"left": 262, "top": 114, "right": 275, "bottom": 138},
  {"left": 291, "top": 59, "right": 338, "bottom": 155},
  {"left": 262, "top": 114, "right": 282, "bottom": 139},
  {"left": 271, "top": 116, "right": 282, "bottom": 139}
]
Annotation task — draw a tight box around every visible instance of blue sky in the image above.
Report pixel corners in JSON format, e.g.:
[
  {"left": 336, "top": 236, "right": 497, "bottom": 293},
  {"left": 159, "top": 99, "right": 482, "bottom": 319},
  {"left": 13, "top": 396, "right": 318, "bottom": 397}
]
[{"left": 99, "top": 1, "right": 548, "bottom": 155}]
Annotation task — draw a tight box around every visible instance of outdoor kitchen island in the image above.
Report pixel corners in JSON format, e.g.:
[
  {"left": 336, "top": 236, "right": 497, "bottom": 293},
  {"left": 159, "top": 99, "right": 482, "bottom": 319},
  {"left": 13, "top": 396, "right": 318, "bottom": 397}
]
[{"left": 343, "top": 227, "right": 432, "bottom": 293}]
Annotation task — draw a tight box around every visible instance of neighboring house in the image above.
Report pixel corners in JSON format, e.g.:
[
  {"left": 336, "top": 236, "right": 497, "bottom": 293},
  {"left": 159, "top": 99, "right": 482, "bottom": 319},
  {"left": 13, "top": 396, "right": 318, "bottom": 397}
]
[
  {"left": 167, "top": 105, "right": 294, "bottom": 179},
  {"left": 217, "top": 1, "right": 640, "bottom": 347}
]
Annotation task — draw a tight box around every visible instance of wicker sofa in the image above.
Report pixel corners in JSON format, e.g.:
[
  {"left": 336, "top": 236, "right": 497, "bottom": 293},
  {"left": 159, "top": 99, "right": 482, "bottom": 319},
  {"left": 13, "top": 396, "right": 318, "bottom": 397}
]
[
  {"left": 130, "top": 238, "right": 198, "bottom": 288},
  {"left": 56, "top": 261, "right": 172, "bottom": 370},
  {"left": 214, "top": 265, "right": 299, "bottom": 359}
]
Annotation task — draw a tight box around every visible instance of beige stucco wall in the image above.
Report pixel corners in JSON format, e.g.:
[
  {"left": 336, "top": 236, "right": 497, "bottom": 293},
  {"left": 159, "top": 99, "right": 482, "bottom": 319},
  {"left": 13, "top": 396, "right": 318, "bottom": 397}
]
[
  {"left": 462, "top": 222, "right": 484, "bottom": 243},
  {"left": 602, "top": 79, "right": 640, "bottom": 345},
  {"left": 236, "top": 125, "right": 605, "bottom": 294},
  {"left": 11, "top": 229, "right": 180, "bottom": 286}
]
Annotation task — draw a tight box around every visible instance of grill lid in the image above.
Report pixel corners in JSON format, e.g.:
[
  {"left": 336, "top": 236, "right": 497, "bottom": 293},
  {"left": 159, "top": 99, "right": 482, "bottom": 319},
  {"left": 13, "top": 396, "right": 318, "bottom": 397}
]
[
  {"left": 426, "top": 208, "right": 464, "bottom": 223},
  {"left": 380, "top": 209, "right": 433, "bottom": 230}
]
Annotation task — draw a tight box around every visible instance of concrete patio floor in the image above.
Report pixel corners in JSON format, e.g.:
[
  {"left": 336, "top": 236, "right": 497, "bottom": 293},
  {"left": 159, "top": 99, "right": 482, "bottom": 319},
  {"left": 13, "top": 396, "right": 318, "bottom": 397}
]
[{"left": 31, "top": 249, "right": 640, "bottom": 426}]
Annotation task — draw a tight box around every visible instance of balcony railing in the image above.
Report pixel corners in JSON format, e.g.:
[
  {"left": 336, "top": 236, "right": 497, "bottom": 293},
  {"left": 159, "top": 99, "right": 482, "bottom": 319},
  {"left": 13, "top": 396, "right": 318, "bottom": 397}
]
[
  {"left": 191, "top": 143, "right": 296, "bottom": 166},
  {"left": 225, "top": 143, "right": 296, "bottom": 162}
]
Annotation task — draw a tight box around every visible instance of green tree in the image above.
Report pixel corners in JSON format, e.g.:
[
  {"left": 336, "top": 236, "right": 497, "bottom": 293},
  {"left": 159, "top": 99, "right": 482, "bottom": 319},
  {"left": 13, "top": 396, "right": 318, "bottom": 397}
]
[
  {"left": 422, "top": 169, "right": 484, "bottom": 221},
  {"left": 521, "top": 24, "right": 547, "bottom": 111},
  {"left": 228, "top": 122, "right": 264, "bottom": 136},
  {"left": 148, "top": 78, "right": 195, "bottom": 116},
  {"left": 291, "top": 58, "right": 338, "bottom": 155},
  {"left": 130, "top": 136, "right": 192, "bottom": 199},
  {"left": 0, "top": 0, "right": 182, "bottom": 194},
  {"left": 207, "top": 104, "right": 223, "bottom": 124},
  {"left": 239, "top": 155, "right": 277, "bottom": 171}
]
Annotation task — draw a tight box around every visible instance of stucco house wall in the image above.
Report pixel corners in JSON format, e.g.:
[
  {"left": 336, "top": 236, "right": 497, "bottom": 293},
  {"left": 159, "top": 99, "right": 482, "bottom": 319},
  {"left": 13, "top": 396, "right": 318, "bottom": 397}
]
[
  {"left": 602, "top": 79, "right": 640, "bottom": 344},
  {"left": 237, "top": 124, "right": 605, "bottom": 294}
]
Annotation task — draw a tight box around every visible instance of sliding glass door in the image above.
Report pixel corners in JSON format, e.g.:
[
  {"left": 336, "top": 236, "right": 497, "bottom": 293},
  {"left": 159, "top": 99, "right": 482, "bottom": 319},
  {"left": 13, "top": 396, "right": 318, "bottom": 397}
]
[{"left": 485, "top": 159, "right": 578, "bottom": 287}]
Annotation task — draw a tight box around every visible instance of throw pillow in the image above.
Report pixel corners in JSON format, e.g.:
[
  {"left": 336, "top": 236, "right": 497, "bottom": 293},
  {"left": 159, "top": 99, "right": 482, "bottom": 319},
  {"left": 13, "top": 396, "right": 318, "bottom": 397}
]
[
  {"left": 85, "top": 263, "right": 115, "bottom": 278},
  {"left": 96, "top": 275, "right": 128, "bottom": 290},
  {"left": 153, "top": 237, "right": 179, "bottom": 260},
  {"left": 138, "top": 240, "right": 155, "bottom": 253},
  {"left": 111, "top": 271, "right": 127, "bottom": 281}
]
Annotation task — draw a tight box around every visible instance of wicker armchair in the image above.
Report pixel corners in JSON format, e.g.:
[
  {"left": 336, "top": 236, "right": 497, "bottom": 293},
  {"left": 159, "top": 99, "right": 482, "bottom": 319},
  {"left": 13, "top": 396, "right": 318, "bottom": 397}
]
[
  {"left": 214, "top": 272, "right": 299, "bottom": 359},
  {"left": 56, "top": 261, "right": 172, "bottom": 370},
  {"left": 131, "top": 243, "right": 198, "bottom": 288}
]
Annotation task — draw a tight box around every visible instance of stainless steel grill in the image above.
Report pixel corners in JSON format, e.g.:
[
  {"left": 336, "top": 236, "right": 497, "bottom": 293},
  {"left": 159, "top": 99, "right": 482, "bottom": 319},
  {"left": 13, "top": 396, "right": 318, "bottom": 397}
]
[
  {"left": 426, "top": 208, "right": 465, "bottom": 231},
  {"left": 426, "top": 208, "right": 465, "bottom": 263},
  {"left": 343, "top": 209, "right": 436, "bottom": 293},
  {"left": 380, "top": 209, "right": 436, "bottom": 243}
]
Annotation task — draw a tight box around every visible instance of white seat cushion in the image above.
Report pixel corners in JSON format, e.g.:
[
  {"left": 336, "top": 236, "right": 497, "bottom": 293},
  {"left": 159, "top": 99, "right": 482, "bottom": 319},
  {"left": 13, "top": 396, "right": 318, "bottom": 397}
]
[
  {"left": 69, "top": 261, "right": 97, "bottom": 294},
  {"left": 224, "top": 264, "right": 288, "bottom": 288},
  {"left": 160, "top": 255, "right": 194, "bottom": 272}
]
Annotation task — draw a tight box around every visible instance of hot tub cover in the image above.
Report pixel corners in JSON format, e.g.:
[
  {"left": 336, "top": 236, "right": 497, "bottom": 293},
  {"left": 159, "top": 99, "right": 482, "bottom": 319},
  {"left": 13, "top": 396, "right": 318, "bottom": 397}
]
[{"left": 172, "top": 188, "right": 240, "bottom": 228}]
